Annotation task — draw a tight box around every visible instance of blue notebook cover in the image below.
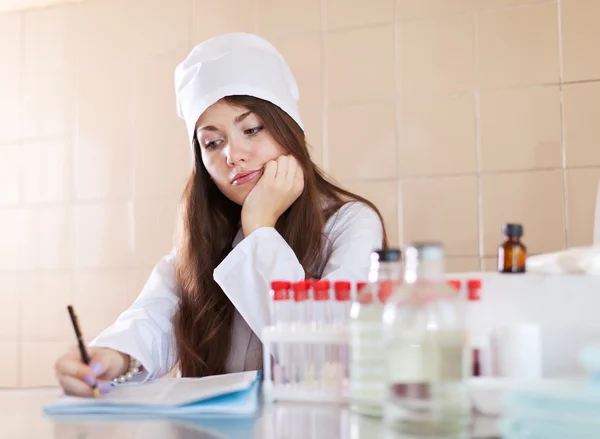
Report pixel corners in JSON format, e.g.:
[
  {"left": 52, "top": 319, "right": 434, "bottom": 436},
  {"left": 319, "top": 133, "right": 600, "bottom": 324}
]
[{"left": 43, "top": 371, "right": 261, "bottom": 418}]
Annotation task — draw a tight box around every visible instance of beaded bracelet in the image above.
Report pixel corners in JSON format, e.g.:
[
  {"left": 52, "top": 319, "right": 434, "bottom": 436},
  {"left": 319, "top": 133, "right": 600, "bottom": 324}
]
[{"left": 112, "top": 357, "right": 142, "bottom": 384}]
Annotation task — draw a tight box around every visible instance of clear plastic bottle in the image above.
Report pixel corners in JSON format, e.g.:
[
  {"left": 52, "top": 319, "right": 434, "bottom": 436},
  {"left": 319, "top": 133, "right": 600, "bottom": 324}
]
[
  {"left": 382, "top": 243, "right": 470, "bottom": 436},
  {"left": 349, "top": 248, "right": 402, "bottom": 417}
]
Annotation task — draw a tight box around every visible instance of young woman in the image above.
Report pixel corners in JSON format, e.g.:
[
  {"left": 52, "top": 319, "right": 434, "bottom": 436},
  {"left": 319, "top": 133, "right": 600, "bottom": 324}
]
[{"left": 54, "top": 32, "right": 388, "bottom": 396}]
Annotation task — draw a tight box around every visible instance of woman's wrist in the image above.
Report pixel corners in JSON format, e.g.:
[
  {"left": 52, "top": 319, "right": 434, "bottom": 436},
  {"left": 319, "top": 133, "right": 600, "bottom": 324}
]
[{"left": 116, "top": 351, "right": 131, "bottom": 377}]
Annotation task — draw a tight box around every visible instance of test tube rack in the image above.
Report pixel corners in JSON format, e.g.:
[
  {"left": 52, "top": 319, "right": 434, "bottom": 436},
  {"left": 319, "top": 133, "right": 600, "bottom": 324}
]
[{"left": 262, "top": 324, "right": 350, "bottom": 403}]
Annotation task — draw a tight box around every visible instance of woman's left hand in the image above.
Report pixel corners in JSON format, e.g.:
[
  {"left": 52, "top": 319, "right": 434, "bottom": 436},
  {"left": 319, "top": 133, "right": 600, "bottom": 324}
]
[{"left": 241, "top": 155, "right": 305, "bottom": 236}]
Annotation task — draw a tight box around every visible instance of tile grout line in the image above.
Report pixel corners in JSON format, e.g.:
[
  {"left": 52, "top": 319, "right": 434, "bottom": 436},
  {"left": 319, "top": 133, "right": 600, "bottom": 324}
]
[
  {"left": 556, "top": 0, "right": 569, "bottom": 249},
  {"left": 16, "top": 9, "right": 25, "bottom": 389},
  {"left": 320, "top": 0, "right": 329, "bottom": 172},
  {"left": 393, "top": 0, "right": 403, "bottom": 246},
  {"left": 473, "top": 9, "right": 485, "bottom": 271}
]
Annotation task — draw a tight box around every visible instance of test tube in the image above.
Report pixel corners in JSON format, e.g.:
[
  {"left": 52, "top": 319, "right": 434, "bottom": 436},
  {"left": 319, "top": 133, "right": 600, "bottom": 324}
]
[
  {"left": 292, "top": 280, "right": 311, "bottom": 387},
  {"left": 334, "top": 281, "right": 352, "bottom": 388},
  {"left": 313, "top": 280, "right": 331, "bottom": 388},
  {"left": 333, "top": 281, "right": 351, "bottom": 325},
  {"left": 270, "top": 281, "right": 291, "bottom": 386},
  {"left": 270, "top": 281, "right": 291, "bottom": 328}
]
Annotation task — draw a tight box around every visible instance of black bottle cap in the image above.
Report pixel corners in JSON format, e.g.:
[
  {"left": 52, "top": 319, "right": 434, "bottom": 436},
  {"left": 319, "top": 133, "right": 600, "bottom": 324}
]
[
  {"left": 373, "top": 248, "right": 402, "bottom": 262},
  {"left": 502, "top": 223, "right": 523, "bottom": 238}
]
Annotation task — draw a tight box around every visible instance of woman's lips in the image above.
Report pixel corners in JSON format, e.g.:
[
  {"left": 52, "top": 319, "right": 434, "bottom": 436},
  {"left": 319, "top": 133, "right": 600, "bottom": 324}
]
[{"left": 232, "top": 169, "right": 263, "bottom": 186}]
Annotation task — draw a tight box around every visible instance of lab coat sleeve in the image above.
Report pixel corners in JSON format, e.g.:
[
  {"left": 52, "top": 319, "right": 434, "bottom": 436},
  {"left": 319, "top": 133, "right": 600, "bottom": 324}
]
[
  {"left": 89, "top": 249, "right": 180, "bottom": 383},
  {"left": 213, "top": 201, "right": 383, "bottom": 342}
]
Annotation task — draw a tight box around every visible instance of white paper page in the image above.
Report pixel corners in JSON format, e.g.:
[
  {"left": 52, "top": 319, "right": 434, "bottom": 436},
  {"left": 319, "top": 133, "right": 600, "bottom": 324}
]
[{"left": 51, "top": 371, "right": 257, "bottom": 407}]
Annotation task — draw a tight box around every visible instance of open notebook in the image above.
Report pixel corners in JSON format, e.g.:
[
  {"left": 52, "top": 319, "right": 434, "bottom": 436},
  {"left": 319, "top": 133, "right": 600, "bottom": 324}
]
[{"left": 43, "top": 370, "right": 260, "bottom": 417}]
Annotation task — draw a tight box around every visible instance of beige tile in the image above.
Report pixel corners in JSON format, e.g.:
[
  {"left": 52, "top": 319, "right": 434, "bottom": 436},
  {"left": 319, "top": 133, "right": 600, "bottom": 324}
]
[
  {"left": 481, "top": 170, "right": 565, "bottom": 255},
  {"left": 257, "top": 0, "right": 321, "bottom": 38},
  {"left": 22, "top": 4, "right": 75, "bottom": 74},
  {"left": 73, "top": 270, "right": 132, "bottom": 340},
  {"left": 132, "top": 0, "right": 192, "bottom": 56},
  {"left": 563, "top": 82, "right": 600, "bottom": 168},
  {"left": 272, "top": 35, "right": 323, "bottom": 160},
  {"left": 446, "top": 257, "right": 481, "bottom": 273},
  {"left": 397, "top": 14, "right": 474, "bottom": 95},
  {"left": 325, "top": 26, "right": 395, "bottom": 105},
  {"left": 21, "top": 341, "right": 71, "bottom": 387},
  {"left": 133, "top": 51, "right": 192, "bottom": 199},
  {"left": 33, "top": 206, "right": 74, "bottom": 270},
  {"left": 561, "top": 0, "right": 600, "bottom": 82},
  {"left": 0, "top": 274, "right": 20, "bottom": 341},
  {"left": 0, "top": 13, "right": 21, "bottom": 143},
  {"left": 327, "top": 103, "right": 396, "bottom": 181},
  {"left": 482, "top": 256, "right": 498, "bottom": 271},
  {"left": 343, "top": 180, "right": 400, "bottom": 246},
  {"left": 76, "top": 0, "right": 132, "bottom": 62},
  {"left": 398, "top": 94, "right": 476, "bottom": 177},
  {"left": 477, "top": 2, "right": 559, "bottom": 89},
  {"left": 402, "top": 176, "right": 479, "bottom": 256},
  {"left": 566, "top": 168, "right": 600, "bottom": 247},
  {"left": 0, "top": 145, "right": 20, "bottom": 205},
  {"left": 326, "top": 0, "right": 394, "bottom": 30},
  {"left": 134, "top": 198, "right": 179, "bottom": 266},
  {"left": 76, "top": 63, "right": 134, "bottom": 201},
  {"left": 74, "top": 202, "right": 135, "bottom": 269},
  {"left": 396, "top": 0, "right": 474, "bottom": 20},
  {"left": 192, "top": 0, "right": 257, "bottom": 42},
  {"left": 21, "top": 273, "right": 72, "bottom": 342},
  {"left": 0, "top": 209, "right": 35, "bottom": 271},
  {"left": 21, "top": 71, "right": 72, "bottom": 139},
  {"left": 0, "top": 343, "right": 19, "bottom": 387},
  {"left": 21, "top": 139, "right": 71, "bottom": 203},
  {"left": 480, "top": 86, "right": 562, "bottom": 172}
]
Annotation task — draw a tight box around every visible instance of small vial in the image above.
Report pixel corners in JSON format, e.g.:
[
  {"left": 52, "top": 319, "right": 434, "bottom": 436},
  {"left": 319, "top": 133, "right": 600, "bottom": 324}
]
[
  {"left": 270, "top": 281, "right": 291, "bottom": 386},
  {"left": 447, "top": 279, "right": 462, "bottom": 294},
  {"left": 498, "top": 223, "right": 527, "bottom": 273},
  {"left": 313, "top": 280, "right": 330, "bottom": 387},
  {"left": 313, "top": 280, "right": 331, "bottom": 327},
  {"left": 333, "top": 281, "right": 352, "bottom": 325},
  {"left": 292, "top": 280, "right": 311, "bottom": 386},
  {"left": 334, "top": 281, "right": 352, "bottom": 388},
  {"left": 467, "top": 279, "right": 485, "bottom": 377},
  {"left": 270, "top": 281, "right": 291, "bottom": 328}
]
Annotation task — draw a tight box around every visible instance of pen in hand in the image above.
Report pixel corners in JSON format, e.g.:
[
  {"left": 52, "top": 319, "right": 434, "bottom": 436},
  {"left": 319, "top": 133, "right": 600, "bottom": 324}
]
[{"left": 67, "top": 305, "right": 101, "bottom": 398}]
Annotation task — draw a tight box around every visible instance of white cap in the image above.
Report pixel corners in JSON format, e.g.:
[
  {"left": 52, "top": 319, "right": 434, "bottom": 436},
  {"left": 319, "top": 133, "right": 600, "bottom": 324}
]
[{"left": 174, "top": 32, "right": 304, "bottom": 148}]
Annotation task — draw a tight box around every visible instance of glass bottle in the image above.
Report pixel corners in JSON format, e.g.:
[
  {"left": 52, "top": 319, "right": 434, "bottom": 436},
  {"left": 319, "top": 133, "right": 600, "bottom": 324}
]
[
  {"left": 382, "top": 243, "right": 470, "bottom": 436},
  {"left": 497, "top": 223, "right": 527, "bottom": 273},
  {"left": 349, "top": 248, "right": 402, "bottom": 417}
]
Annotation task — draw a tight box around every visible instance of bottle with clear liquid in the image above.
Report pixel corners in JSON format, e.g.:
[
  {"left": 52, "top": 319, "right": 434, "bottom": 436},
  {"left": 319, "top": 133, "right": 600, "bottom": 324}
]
[
  {"left": 349, "top": 248, "right": 402, "bottom": 417},
  {"left": 382, "top": 243, "right": 470, "bottom": 436}
]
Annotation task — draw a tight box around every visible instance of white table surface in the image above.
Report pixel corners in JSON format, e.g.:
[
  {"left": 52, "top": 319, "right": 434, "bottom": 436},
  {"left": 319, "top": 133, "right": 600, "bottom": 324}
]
[{"left": 0, "top": 387, "right": 501, "bottom": 439}]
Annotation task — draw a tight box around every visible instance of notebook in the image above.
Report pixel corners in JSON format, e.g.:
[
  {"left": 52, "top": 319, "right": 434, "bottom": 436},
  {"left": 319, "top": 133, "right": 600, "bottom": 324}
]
[{"left": 43, "top": 370, "right": 260, "bottom": 417}]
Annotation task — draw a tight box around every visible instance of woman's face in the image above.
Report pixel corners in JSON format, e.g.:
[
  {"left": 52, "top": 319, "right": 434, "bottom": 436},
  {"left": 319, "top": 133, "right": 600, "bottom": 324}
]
[{"left": 195, "top": 99, "right": 287, "bottom": 205}]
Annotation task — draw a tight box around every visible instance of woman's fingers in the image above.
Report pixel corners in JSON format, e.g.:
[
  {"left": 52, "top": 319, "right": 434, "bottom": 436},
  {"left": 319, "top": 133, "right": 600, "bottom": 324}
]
[
  {"left": 57, "top": 375, "right": 113, "bottom": 397},
  {"left": 55, "top": 355, "right": 95, "bottom": 382}
]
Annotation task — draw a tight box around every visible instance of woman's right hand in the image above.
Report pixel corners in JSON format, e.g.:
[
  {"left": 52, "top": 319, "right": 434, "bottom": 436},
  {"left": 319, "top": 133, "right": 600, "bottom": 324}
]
[{"left": 55, "top": 346, "right": 129, "bottom": 397}]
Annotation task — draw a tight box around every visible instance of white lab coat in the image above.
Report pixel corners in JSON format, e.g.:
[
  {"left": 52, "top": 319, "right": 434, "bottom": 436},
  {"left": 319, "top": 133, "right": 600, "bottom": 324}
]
[{"left": 89, "top": 201, "right": 383, "bottom": 381}]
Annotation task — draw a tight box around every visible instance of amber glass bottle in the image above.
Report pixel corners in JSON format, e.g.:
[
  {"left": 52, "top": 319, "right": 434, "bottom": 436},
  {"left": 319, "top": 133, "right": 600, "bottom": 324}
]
[{"left": 497, "top": 223, "right": 527, "bottom": 273}]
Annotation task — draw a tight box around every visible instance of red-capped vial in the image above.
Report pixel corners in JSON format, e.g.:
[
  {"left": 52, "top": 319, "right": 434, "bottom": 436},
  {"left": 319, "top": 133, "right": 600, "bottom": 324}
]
[
  {"left": 447, "top": 279, "right": 462, "bottom": 293},
  {"left": 334, "top": 281, "right": 352, "bottom": 325},
  {"left": 467, "top": 279, "right": 482, "bottom": 301},
  {"left": 270, "top": 281, "right": 291, "bottom": 328},
  {"left": 313, "top": 279, "right": 331, "bottom": 326},
  {"left": 292, "top": 280, "right": 311, "bottom": 326}
]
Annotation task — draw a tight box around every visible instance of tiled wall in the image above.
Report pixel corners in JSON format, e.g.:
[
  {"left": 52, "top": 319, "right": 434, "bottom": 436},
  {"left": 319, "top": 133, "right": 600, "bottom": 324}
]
[{"left": 0, "top": 0, "right": 598, "bottom": 387}]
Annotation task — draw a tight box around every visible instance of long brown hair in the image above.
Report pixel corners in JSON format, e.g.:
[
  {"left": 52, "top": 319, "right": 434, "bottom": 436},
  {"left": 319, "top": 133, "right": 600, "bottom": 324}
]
[{"left": 173, "top": 95, "right": 388, "bottom": 377}]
